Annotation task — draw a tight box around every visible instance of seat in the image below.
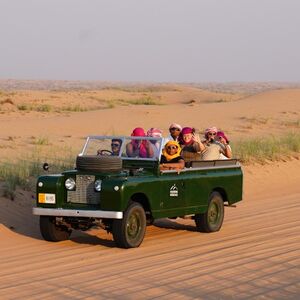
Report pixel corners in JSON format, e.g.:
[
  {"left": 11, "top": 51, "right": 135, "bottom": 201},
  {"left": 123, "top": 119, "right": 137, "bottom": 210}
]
[{"left": 190, "top": 159, "right": 238, "bottom": 168}]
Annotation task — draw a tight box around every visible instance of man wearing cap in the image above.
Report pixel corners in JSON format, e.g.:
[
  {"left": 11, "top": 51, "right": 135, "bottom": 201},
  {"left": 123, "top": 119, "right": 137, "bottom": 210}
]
[
  {"left": 165, "top": 123, "right": 182, "bottom": 143},
  {"left": 201, "top": 127, "right": 232, "bottom": 160}
]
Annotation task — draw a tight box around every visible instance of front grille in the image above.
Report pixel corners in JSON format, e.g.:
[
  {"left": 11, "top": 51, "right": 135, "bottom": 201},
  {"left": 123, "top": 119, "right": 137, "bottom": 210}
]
[{"left": 67, "top": 175, "right": 99, "bottom": 204}]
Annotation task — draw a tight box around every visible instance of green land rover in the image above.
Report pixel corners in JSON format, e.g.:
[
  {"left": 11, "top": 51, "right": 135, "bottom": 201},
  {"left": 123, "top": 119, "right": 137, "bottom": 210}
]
[{"left": 33, "top": 136, "right": 243, "bottom": 248}]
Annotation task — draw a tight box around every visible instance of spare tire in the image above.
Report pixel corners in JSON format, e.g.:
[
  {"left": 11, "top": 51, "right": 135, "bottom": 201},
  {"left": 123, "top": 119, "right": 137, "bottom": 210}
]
[{"left": 76, "top": 155, "right": 122, "bottom": 172}]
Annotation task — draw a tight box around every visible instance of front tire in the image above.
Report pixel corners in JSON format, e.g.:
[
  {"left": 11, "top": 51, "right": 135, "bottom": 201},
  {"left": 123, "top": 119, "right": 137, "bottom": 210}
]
[
  {"left": 112, "top": 202, "right": 146, "bottom": 248},
  {"left": 40, "top": 216, "right": 71, "bottom": 242},
  {"left": 195, "top": 192, "right": 224, "bottom": 232}
]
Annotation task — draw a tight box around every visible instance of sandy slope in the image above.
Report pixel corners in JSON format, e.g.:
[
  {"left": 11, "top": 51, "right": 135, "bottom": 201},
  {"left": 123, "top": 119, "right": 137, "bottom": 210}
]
[
  {"left": 0, "top": 85, "right": 300, "bottom": 298},
  {"left": 0, "top": 160, "right": 299, "bottom": 299},
  {"left": 1, "top": 87, "right": 300, "bottom": 160}
]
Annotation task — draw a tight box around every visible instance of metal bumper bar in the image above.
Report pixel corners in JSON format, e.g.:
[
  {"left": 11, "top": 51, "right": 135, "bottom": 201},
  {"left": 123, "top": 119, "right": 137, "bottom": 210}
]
[{"left": 33, "top": 207, "right": 123, "bottom": 219}]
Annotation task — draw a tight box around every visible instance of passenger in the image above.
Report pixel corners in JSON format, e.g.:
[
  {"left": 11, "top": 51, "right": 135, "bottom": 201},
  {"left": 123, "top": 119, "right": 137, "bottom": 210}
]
[
  {"left": 147, "top": 127, "right": 163, "bottom": 158},
  {"left": 180, "top": 127, "right": 205, "bottom": 166},
  {"left": 97, "top": 138, "right": 122, "bottom": 156},
  {"left": 126, "top": 127, "right": 154, "bottom": 158},
  {"left": 216, "top": 131, "right": 232, "bottom": 159},
  {"left": 165, "top": 123, "right": 182, "bottom": 143},
  {"left": 110, "top": 138, "right": 122, "bottom": 156},
  {"left": 160, "top": 141, "right": 184, "bottom": 171},
  {"left": 201, "top": 127, "right": 231, "bottom": 160}
]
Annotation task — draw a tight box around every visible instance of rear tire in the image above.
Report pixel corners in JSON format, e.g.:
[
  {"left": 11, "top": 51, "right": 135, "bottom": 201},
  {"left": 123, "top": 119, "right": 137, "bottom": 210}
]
[
  {"left": 40, "top": 216, "right": 71, "bottom": 242},
  {"left": 195, "top": 192, "right": 224, "bottom": 232},
  {"left": 112, "top": 202, "right": 146, "bottom": 248}
]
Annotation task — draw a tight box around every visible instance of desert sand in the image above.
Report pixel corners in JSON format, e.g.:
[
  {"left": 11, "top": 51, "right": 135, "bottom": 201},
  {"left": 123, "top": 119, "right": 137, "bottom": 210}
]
[{"left": 0, "top": 83, "right": 299, "bottom": 299}]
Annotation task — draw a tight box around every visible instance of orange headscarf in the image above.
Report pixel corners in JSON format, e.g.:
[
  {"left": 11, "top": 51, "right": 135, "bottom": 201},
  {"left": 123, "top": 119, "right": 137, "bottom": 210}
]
[{"left": 162, "top": 141, "right": 182, "bottom": 161}]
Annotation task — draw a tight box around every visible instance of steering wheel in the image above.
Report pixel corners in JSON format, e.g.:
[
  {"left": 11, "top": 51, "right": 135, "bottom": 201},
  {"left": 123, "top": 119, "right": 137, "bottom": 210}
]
[{"left": 98, "top": 149, "right": 113, "bottom": 156}]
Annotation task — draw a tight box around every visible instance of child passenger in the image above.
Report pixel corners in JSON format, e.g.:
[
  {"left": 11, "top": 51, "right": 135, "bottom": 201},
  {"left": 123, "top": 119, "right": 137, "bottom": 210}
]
[{"left": 160, "top": 141, "right": 184, "bottom": 171}]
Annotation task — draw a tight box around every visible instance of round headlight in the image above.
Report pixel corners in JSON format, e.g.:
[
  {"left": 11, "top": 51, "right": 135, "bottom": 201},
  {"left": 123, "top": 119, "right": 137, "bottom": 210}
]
[
  {"left": 65, "top": 178, "right": 76, "bottom": 190},
  {"left": 94, "top": 179, "right": 102, "bottom": 192}
]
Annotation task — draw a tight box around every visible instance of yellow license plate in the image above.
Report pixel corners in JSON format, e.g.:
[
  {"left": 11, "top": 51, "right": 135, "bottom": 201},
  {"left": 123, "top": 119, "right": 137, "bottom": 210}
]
[{"left": 38, "top": 193, "right": 56, "bottom": 204}]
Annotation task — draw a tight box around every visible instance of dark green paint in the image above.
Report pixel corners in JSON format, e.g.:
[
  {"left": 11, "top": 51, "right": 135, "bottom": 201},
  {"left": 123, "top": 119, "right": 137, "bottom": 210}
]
[{"left": 36, "top": 162, "right": 243, "bottom": 219}]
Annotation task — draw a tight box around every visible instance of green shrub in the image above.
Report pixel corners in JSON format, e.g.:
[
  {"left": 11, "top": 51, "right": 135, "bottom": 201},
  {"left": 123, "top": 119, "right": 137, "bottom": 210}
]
[
  {"left": 126, "top": 96, "right": 160, "bottom": 105},
  {"left": 61, "top": 105, "right": 88, "bottom": 112},
  {"left": 0, "top": 150, "right": 75, "bottom": 199},
  {"left": 233, "top": 132, "right": 300, "bottom": 163},
  {"left": 36, "top": 104, "right": 52, "bottom": 112},
  {"left": 17, "top": 104, "right": 30, "bottom": 111}
]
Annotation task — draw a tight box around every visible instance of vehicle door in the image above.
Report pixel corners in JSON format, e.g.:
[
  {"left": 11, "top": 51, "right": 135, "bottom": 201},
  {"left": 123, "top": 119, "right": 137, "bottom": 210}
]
[{"left": 159, "top": 171, "right": 186, "bottom": 215}]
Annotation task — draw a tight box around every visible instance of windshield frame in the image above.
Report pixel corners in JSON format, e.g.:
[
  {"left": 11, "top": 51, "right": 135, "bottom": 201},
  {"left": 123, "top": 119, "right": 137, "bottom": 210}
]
[{"left": 79, "top": 135, "right": 164, "bottom": 161}]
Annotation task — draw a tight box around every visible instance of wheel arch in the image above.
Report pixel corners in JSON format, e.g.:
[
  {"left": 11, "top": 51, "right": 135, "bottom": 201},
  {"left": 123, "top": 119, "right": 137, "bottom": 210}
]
[
  {"left": 129, "top": 193, "right": 152, "bottom": 218},
  {"left": 212, "top": 187, "right": 228, "bottom": 203}
]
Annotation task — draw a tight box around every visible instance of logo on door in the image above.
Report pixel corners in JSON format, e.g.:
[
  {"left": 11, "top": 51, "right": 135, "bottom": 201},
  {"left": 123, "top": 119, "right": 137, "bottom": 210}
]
[{"left": 170, "top": 184, "right": 178, "bottom": 197}]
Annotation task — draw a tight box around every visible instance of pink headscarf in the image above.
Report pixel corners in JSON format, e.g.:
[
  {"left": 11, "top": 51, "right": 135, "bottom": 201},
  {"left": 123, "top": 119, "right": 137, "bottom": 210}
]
[
  {"left": 131, "top": 127, "right": 146, "bottom": 137},
  {"left": 130, "top": 127, "right": 147, "bottom": 158},
  {"left": 181, "top": 127, "right": 193, "bottom": 135},
  {"left": 205, "top": 126, "right": 218, "bottom": 138},
  {"left": 180, "top": 127, "right": 194, "bottom": 145},
  {"left": 216, "top": 131, "right": 229, "bottom": 143},
  {"left": 147, "top": 128, "right": 162, "bottom": 138}
]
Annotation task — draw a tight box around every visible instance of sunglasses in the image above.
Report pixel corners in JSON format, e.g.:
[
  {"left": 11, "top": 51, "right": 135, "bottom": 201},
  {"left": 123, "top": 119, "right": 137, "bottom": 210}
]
[
  {"left": 170, "top": 128, "right": 180, "bottom": 131},
  {"left": 111, "top": 143, "right": 120, "bottom": 147},
  {"left": 167, "top": 146, "right": 178, "bottom": 150},
  {"left": 208, "top": 132, "right": 216, "bottom": 136}
]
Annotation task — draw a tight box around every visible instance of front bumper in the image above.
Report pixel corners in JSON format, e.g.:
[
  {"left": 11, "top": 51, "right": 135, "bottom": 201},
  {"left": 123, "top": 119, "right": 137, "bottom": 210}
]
[{"left": 33, "top": 207, "right": 123, "bottom": 219}]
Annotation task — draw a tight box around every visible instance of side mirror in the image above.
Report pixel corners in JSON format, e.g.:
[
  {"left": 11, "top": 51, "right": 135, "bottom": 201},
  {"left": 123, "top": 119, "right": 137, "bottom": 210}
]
[{"left": 43, "top": 162, "right": 49, "bottom": 171}]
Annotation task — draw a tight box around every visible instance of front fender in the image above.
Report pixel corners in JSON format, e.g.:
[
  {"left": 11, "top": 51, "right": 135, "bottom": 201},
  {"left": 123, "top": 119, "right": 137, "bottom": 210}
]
[{"left": 36, "top": 174, "right": 64, "bottom": 208}]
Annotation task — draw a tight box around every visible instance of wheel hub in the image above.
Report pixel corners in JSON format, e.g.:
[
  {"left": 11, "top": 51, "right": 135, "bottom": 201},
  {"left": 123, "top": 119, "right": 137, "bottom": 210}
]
[{"left": 127, "top": 213, "right": 140, "bottom": 238}]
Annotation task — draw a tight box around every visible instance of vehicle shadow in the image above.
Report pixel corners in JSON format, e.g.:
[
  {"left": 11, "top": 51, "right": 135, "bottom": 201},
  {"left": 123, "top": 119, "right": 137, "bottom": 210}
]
[
  {"left": 0, "top": 191, "right": 117, "bottom": 247},
  {"left": 1, "top": 190, "right": 197, "bottom": 247},
  {"left": 153, "top": 218, "right": 197, "bottom": 232},
  {"left": 70, "top": 230, "right": 116, "bottom": 248}
]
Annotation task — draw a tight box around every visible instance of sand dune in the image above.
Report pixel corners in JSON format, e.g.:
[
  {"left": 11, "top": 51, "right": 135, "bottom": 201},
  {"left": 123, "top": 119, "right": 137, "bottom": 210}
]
[
  {"left": 0, "top": 84, "right": 300, "bottom": 298},
  {"left": 1, "top": 86, "right": 300, "bottom": 160}
]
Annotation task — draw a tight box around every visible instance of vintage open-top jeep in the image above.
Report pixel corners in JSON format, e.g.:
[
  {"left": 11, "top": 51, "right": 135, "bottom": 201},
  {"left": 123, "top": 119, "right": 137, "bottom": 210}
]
[{"left": 33, "top": 135, "right": 243, "bottom": 248}]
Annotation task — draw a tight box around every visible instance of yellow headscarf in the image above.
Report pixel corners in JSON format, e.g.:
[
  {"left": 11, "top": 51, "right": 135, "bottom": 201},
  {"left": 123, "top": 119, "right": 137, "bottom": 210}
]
[{"left": 162, "top": 141, "right": 182, "bottom": 161}]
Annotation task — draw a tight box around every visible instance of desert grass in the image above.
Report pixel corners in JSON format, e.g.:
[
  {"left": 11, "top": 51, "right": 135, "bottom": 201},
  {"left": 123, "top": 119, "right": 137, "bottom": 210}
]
[
  {"left": 60, "top": 105, "right": 89, "bottom": 112},
  {"left": 124, "top": 96, "right": 161, "bottom": 105},
  {"left": 17, "top": 103, "right": 52, "bottom": 112},
  {"left": 1, "top": 132, "right": 300, "bottom": 198},
  {"left": 30, "top": 136, "right": 50, "bottom": 146},
  {"left": 233, "top": 131, "right": 300, "bottom": 163},
  {"left": 0, "top": 149, "right": 75, "bottom": 199}
]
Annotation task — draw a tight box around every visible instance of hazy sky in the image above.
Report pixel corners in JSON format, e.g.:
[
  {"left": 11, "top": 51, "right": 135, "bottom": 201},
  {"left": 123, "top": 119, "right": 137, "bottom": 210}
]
[{"left": 0, "top": 0, "right": 299, "bottom": 82}]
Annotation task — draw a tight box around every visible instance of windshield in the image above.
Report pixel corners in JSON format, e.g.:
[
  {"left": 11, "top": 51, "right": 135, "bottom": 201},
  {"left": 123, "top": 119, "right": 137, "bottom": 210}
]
[{"left": 80, "top": 136, "right": 163, "bottom": 161}]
